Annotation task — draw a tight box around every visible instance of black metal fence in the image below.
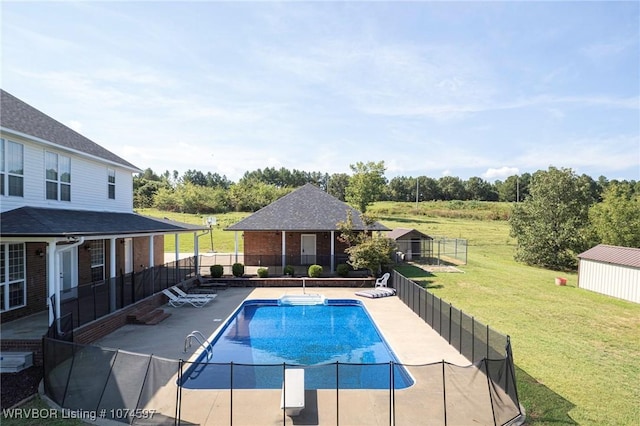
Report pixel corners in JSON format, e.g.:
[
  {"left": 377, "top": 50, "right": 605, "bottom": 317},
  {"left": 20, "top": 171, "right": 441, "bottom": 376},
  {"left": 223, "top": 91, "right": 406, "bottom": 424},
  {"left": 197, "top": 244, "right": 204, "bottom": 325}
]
[
  {"left": 393, "top": 271, "right": 519, "bottom": 403},
  {"left": 43, "top": 340, "right": 522, "bottom": 426},
  {"left": 41, "top": 270, "right": 522, "bottom": 425},
  {"left": 59, "top": 257, "right": 197, "bottom": 329}
]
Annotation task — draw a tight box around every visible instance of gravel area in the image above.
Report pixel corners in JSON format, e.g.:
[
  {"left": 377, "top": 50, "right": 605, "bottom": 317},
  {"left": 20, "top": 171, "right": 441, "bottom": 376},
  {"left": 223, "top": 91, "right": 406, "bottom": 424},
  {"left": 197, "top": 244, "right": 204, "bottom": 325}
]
[{"left": 1, "top": 366, "right": 43, "bottom": 408}]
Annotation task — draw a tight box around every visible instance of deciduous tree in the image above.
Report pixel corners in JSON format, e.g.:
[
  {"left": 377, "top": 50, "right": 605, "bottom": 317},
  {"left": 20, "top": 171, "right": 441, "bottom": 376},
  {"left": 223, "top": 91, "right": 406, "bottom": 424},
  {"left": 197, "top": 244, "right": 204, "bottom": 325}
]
[
  {"left": 345, "top": 161, "right": 387, "bottom": 212},
  {"left": 337, "top": 210, "right": 395, "bottom": 276},
  {"left": 509, "top": 167, "right": 595, "bottom": 270},
  {"left": 589, "top": 183, "right": 640, "bottom": 247}
]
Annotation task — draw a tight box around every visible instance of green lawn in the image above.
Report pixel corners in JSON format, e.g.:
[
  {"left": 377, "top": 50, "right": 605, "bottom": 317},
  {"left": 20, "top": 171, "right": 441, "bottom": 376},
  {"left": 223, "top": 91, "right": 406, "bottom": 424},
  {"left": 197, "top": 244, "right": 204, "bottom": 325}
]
[
  {"left": 138, "top": 205, "right": 640, "bottom": 425},
  {"left": 136, "top": 209, "right": 249, "bottom": 253},
  {"left": 381, "top": 214, "right": 640, "bottom": 426}
]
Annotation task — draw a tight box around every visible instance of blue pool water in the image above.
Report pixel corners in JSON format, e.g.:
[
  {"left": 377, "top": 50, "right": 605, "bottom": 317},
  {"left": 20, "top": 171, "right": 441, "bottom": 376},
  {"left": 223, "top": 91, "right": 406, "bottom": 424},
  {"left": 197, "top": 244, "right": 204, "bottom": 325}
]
[{"left": 180, "top": 298, "right": 414, "bottom": 390}]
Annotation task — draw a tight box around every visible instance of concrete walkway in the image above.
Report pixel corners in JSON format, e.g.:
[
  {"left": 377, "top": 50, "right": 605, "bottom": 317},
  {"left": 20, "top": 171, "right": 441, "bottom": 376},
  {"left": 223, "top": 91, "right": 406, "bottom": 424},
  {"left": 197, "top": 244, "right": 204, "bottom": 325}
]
[{"left": 94, "top": 287, "right": 471, "bottom": 366}]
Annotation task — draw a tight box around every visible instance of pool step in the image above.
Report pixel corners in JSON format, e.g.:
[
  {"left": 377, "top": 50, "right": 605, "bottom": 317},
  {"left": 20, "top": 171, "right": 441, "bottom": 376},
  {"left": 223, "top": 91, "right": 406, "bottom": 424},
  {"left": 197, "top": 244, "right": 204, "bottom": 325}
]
[
  {"left": 279, "top": 294, "right": 326, "bottom": 305},
  {"left": 1, "top": 352, "right": 33, "bottom": 373},
  {"left": 127, "top": 309, "right": 171, "bottom": 325}
]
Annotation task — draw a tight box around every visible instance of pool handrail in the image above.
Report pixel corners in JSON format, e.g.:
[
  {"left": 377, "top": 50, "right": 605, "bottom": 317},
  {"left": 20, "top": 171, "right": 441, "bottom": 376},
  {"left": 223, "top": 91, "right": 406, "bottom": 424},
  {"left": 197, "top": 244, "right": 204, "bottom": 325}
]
[{"left": 184, "top": 330, "right": 212, "bottom": 360}]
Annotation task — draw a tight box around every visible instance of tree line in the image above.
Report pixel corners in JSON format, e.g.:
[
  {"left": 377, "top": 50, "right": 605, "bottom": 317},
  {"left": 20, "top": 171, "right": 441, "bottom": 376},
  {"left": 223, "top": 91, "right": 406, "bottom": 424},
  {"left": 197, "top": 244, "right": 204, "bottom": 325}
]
[
  {"left": 134, "top": 162, "right": 639, "bottom": 270},
  {"left": 133, "top": 162, "right": 638, "bottom": 214}
]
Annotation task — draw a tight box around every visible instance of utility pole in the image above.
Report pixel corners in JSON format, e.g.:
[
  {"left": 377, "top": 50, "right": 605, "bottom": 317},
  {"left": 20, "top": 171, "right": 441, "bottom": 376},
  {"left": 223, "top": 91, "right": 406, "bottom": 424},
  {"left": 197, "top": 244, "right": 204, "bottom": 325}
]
[{"left": 415, "top": 177, "right": 419, "bottom": 210}]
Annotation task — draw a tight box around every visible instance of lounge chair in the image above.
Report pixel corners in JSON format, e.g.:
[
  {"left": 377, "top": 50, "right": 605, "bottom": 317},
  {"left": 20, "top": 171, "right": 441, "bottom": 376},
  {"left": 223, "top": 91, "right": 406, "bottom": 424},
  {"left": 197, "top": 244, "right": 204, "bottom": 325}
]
[
  {"left": 355, "top": 287, "right": 396, "bottom": 299},
  {"left": 170, "top": 286, "right": 217, "bottom": 301},
  {"left": 375, "top": 272, "right": 390, "bottom": 288},
  {"left": 161, "top": 289, "right": 212, "bottom": 307}
]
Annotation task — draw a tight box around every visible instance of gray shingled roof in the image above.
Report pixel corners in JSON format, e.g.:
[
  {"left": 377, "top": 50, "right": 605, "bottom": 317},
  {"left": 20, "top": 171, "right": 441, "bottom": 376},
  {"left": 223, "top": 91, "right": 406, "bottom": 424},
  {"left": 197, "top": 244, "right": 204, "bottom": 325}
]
[
  {"left": 578, "top": 244, "right": 640, "bottom": 268},
  {"left": 225, "top": 183, "right": 389, "bottom": 232},
  {"left": 387, "top": 228, "right": 432, "bottom": 240},
  {"left": 0, "top": 89, "right": 140, "bottom": 171},
  {"left": 0, "top": 207, "right": 205, "bottom": 237}
]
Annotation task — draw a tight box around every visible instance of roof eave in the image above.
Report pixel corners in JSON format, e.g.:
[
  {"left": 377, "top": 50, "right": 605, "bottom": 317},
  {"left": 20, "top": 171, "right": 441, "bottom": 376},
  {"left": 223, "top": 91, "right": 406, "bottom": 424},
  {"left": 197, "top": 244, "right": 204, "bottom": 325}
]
[{"left": 0, "top": 126, "right": 142, "bottom": 173}]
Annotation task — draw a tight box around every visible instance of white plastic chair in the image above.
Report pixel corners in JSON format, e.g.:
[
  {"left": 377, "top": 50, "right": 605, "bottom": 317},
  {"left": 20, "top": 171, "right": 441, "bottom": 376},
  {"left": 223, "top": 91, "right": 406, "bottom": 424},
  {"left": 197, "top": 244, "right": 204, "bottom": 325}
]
[{"left": 375, "top": 272, "right": 390, "bottom": 288}]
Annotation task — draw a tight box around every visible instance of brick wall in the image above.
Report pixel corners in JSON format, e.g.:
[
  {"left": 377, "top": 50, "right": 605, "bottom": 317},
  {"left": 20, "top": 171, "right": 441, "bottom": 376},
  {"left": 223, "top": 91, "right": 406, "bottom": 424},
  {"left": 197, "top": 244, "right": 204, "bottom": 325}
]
[
  {"left": 244, "top": 232, "right": 282, "bottom": 256},
  {"left": 244, "top": 231, "right": 350, "bottom": 257},
  {"left": 202, "top": 277, "right": 375, "bottom": 288},
  {"left": 0, "top": 243, "right": 48, "bottom": 324},
  {"left": 72, "top": 293, "right": 166, "bottom": 345}
]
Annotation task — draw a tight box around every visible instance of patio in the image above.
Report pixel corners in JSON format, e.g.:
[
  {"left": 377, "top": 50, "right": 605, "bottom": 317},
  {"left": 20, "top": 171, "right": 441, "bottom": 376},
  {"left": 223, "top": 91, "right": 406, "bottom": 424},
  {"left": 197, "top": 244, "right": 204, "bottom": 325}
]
[{"left": 70, "top": 286, "right": 512, "bottom": 425}]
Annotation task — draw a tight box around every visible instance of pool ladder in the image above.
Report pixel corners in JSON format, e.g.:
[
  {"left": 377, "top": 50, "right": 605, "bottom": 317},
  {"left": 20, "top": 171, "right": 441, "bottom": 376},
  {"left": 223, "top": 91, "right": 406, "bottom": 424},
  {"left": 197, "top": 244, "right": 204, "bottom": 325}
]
[{"left": 184, "top": 330, "right": 213, "bottom": 360}]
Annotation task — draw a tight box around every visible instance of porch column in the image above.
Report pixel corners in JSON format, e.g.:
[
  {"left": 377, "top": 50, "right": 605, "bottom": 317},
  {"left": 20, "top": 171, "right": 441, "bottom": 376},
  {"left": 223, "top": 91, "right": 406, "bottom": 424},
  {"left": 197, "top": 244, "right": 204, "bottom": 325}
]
[
  {"left": 149, "top": 235, "right": 156, "bottom": 291},
  {"left": 47, "top": 242, "right": 57, "bottom": 325},
  {"left": 174, "top": 234, "right": 179, "bottom": 264},
  {"left": 234, "top": 232, "right": 239, "bottom": 263},
  {"left": 281, "top": 231, "right": 286, "bottom": 271},
  {"left": 109, "top": 237, "right": 116, "bottom": 312},
  {"left": 193, "top": 231, "right": 199, "bottom": 277},
  {"left": 149, "top": 235, "right": 155, "bottom": 267},
  {"left": 330, "top": 230, "right": 335, "bottom": 273}
]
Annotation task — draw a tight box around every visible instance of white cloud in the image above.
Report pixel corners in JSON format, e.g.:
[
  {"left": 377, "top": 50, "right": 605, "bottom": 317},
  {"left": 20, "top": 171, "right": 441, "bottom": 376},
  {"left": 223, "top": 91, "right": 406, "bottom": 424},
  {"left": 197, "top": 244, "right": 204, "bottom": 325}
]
[{"left": 483, "top": 167, "right": 520, "bottom": 181}]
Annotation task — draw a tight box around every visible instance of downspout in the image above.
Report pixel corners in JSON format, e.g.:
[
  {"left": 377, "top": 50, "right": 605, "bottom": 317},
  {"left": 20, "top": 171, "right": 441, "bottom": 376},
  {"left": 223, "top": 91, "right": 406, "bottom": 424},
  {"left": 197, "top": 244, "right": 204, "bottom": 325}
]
[
  {"left": 53, "top": 236, "right": 85, "bottom": 333},
  {"left": 47, "top": 242, "right": 56, "bottom": 325}
]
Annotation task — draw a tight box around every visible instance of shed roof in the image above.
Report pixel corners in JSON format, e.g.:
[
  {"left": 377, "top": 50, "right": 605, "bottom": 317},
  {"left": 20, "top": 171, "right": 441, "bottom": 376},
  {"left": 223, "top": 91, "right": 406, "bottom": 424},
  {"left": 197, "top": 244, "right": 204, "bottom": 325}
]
[
  {"left": 578, "top": 244, "right": 640, "bottom": 268},
  {"left": 225, "top": 183, "right": 389, "bottom": 232},
  {"left": 0, "top": 207, "right": 205, "bottom": 238},
  {"left": 387, "top": 228, "right": 432, "bottom": 240},
  {"left": 0, "top": 89, "right": 140, "bottom": 172}
]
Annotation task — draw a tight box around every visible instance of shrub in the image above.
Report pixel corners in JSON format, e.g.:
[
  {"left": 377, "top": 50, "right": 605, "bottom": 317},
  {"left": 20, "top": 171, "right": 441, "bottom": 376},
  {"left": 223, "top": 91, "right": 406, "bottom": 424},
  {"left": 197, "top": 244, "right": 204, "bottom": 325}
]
[
  {"left": 336, "top": 263, "right": 351, "bottom": 277},
  {"left": 232, "top": 263, "right": 244, "bottom": 277},
  {"left": 283, "top": 265, "right": 295, "bottom": 276},
  {"left": 210, "top": 264, "right": 224, "bottom": 278},
  {"left": 257, "top": 267, "right": 269, "bottom": 278},
  {"left": 308, "top": 264, "right": 323, "bottom": 278}
]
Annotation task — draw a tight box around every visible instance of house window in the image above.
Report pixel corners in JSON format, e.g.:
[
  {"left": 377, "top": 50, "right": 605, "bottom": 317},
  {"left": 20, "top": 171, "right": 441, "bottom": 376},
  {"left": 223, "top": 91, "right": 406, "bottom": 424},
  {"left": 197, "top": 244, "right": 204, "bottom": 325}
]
[
  {"left": 0, "top": 138, "right": 24, "bottom": 197},
  {"left": 107, "top": 168, "right": 115, "bottom": 199},
  {"left": 90, "top": 240, "right": 105, "bottom": 282},
  {"left": 45, "top": 151, "right": 71, "bottom": 201},
  {"left": 0, "top": 243, "right": 26, "bottom": 312}
]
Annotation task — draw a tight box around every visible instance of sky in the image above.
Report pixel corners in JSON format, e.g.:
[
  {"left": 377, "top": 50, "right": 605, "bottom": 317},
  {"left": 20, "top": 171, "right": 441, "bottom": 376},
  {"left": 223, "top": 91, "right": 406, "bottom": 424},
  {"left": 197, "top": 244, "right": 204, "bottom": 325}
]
[{"left": 2, "top": 1, "right": 639, "bottom": 183}]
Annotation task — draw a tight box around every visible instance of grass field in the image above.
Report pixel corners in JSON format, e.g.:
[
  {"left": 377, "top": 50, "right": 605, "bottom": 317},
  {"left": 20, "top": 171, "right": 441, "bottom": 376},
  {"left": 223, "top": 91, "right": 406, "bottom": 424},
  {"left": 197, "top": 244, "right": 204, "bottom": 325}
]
[{"left": 138, "top": 204, "right": 640, "bottom": 425}]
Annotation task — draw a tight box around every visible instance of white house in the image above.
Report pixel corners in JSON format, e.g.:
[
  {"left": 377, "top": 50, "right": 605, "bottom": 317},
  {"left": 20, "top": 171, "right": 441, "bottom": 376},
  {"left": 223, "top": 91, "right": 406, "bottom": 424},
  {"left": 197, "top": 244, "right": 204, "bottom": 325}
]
[
  {"left": 0, "top": 89, "right": 206, "bottom": 330},
  {"left": 577, "top": 244, "right": 640, "bottom": 304}
]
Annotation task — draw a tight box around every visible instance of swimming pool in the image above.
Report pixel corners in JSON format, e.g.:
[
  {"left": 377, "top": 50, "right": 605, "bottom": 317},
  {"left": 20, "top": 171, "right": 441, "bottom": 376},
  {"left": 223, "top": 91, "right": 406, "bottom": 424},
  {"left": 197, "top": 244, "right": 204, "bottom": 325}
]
[{"left": 180, "top": 298, "right": 414, "bottom": 390}]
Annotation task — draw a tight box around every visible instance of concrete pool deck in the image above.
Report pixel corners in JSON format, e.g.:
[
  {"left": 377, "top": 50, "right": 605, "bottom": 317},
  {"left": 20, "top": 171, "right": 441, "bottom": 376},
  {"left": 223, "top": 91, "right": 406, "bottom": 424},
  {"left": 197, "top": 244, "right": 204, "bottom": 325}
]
[
  {"left": 95, "top": 287, "right": 470, "bottom": 366},
  {"left": 91, "top": 287, "right": 501, "bottom": 425}
]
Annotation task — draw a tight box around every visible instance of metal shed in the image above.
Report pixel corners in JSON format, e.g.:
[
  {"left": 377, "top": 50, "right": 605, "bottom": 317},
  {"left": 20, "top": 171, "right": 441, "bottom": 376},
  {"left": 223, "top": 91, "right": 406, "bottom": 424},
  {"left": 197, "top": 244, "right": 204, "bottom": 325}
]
[{"left": 577, "top": 244, "right": 640, "bottom": 304}]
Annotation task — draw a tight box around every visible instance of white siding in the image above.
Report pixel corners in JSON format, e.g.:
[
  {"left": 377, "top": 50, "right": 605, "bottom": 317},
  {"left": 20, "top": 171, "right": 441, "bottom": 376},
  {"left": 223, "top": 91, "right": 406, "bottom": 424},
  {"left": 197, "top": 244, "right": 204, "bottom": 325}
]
[
  {"left": 70, "top": 156, "right": 133, "bottom": 212},
  {"left": 578, "top": 260, "right": 640, "bottom": 304},
  {"left": 1, "top": 134, "right": 134, "bottom": 213}
]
